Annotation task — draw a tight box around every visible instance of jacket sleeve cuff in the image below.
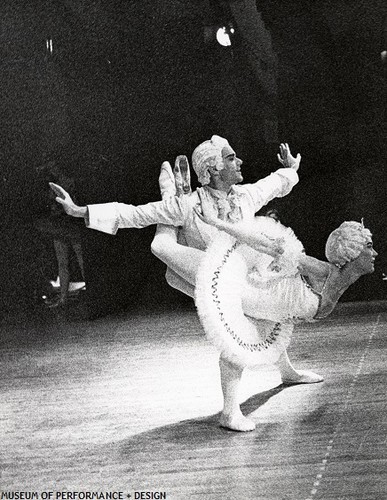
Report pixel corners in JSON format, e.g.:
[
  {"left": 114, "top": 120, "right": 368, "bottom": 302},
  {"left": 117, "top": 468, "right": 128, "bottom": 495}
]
[
  {"left": 86, "top": 203, "right": 119, "bottom": 235},
  {"left": 274, "top": 168, "right": 299, "bottom": 187}
]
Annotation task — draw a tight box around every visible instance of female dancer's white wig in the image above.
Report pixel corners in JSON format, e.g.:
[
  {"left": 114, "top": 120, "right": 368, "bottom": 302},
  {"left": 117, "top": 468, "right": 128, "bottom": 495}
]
[{"left": 325, "top": 221, "right": 372, "bottom": 267}]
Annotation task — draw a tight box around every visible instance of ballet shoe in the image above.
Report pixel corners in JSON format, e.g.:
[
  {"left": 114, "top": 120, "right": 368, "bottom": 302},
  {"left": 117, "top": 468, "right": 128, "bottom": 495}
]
[
  {"left": 159, "top": 161, "right": 175, "bottom": 199},
  {"left": 174, "top": 155, "right": 191, "bottom": 197},
  {"left": 282, "top": 370, "right": 324, "bottom": 385},
  {"left": 219, "top": 412, "right": 256, "bottom": 432}
]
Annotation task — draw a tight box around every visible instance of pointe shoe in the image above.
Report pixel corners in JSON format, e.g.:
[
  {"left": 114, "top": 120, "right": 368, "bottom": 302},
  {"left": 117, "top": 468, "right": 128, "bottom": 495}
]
[
  {"left": 282, "top": 370, "right": 324, "bottom": 385},
  {"left": 159, "top": 161, "right": 176, "bottom": 199},
  {"left": 174, "top": 155, "right": 191, "bottom": 197}
]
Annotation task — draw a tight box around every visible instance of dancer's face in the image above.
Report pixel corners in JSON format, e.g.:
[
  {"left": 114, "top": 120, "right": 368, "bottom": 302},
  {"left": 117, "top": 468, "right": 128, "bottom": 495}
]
[
  {"left": 218, "top": 146, "right": 243, "bottom": 186},
  {"left": 353, "top": 238, "right": 377, "bottom": 274}
]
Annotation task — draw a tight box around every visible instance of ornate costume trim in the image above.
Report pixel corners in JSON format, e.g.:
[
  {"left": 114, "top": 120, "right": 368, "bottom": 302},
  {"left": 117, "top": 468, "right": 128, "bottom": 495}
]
[
  {"left": 195, "top": 230, "right": 294, "bottom": 368},
  {"left": 209, "top": 241, "right": 282, "bottom": 353}
]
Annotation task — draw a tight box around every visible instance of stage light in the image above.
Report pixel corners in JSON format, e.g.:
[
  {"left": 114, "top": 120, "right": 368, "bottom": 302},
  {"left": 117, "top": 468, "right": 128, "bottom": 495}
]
[{"left": 216, "top": 26, "right": 235, "bottom": 47}]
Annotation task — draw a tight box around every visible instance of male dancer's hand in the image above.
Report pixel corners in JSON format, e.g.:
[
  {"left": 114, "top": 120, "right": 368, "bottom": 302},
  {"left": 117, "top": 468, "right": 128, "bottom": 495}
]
[
  {"left": 277, "top": 143, "right": 301, "bottom": 171},
  {"left": 49, "top": 182, "right": 87, "bottom": 218}
]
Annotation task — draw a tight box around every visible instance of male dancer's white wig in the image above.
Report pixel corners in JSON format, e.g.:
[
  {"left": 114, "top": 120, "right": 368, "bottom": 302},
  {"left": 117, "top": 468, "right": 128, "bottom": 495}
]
[{"left": 192, "top": 135, "right": 230, "bottom": 185}]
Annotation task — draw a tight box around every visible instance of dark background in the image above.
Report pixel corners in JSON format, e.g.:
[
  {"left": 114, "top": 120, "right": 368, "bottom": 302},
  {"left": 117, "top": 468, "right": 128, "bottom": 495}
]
[{"left": 1, "top": 0, "right": 386, "bottom": 317}]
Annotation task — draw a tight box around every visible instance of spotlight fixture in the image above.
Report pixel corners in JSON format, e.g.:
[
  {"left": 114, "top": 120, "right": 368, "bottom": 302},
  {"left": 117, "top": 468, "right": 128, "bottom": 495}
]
[{"left": 216, "top": 26, "right": 235, "bottom": 47}]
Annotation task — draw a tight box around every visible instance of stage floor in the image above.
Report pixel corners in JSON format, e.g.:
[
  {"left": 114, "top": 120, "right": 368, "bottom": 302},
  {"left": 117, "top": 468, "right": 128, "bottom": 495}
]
[{"left": 1, "top": 302, "right": 387, "bottom": 499}]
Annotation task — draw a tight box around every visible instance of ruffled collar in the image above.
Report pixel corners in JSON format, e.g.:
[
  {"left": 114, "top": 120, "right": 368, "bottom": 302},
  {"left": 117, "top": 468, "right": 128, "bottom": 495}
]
[{"left": 204, "top": 185, "right": 243, "bottom": 222}]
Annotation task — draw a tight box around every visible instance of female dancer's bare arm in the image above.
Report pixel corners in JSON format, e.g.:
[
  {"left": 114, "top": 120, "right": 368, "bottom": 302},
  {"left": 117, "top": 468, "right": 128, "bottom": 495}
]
[
  {"left": 196, "top": 190, "right": 330, "bottom": 281},
  {"left": 297, "top": 254, "right": 330, "bottom": 280},
  {"left": 195, "top": 191, "right": 284, "bottom": 258}
]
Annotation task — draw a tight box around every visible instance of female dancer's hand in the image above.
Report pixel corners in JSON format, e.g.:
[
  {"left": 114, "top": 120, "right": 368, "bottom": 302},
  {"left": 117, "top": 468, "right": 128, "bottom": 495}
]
[
  {"left": 277, "top": 143, "right": 301, "bottom": 171},
  {"left": 49, "top": 182, "right": 87, "bottom": 218}
]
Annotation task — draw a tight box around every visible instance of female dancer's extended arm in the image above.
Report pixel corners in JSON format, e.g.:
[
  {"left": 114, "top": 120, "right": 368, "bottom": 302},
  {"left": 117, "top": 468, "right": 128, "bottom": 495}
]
[
  {"left": 196, "top": 190, "right": 331, "bottom": 281},
  {"left": 195, "top": 191, "right": 284, "bottom": 258}
]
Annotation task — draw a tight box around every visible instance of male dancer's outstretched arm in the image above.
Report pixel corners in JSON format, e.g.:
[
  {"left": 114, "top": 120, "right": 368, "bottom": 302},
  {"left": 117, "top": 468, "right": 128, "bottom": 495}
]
[{"left": 49, "top": 181, "right": 189, "bottom": 234}]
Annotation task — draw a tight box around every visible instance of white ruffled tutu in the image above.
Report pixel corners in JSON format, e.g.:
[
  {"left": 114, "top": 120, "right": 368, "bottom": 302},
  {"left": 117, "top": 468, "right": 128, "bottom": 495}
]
[{"left": 195, "top": 217, "right": 313, "bottom": 368}]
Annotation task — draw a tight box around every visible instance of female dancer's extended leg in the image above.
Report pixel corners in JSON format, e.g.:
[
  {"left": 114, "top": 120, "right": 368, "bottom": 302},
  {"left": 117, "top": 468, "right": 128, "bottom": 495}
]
[
  {"left": 150, "top": 161, "right": 202, "bottom": 295},
  {"left": 151, "top": 224, "right": 203, "bottom": 291}
]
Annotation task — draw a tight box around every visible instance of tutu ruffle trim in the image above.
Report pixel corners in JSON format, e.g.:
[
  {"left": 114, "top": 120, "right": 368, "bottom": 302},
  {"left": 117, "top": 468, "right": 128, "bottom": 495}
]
[{"left": 195, "top": 218, "right": 303, "bottom": 368}]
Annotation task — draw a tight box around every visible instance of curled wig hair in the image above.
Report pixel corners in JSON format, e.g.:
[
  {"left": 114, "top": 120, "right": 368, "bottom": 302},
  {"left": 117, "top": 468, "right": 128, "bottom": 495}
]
[
  {"left": 325, "top": 221, "right": 372, "bottom": 267},
  {"left": 192, "top": 135, "right": 230, "bottom": 185}
]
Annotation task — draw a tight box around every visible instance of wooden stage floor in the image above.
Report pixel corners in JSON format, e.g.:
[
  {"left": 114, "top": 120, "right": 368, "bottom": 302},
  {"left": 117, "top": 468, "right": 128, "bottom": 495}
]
[{"left": 1, "top": 301, "right": 387, "bottom": 499}]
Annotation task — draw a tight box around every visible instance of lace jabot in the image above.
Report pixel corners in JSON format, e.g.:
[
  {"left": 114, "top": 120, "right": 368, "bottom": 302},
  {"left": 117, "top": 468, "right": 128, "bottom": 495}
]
[{"left": 204, "top": 186, "right": 243, "bottom": 222}]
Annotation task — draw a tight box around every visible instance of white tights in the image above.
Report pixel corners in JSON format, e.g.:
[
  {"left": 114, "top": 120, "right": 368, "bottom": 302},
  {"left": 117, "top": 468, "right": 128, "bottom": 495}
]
[{"left": 150, "top": 225, "right": 201, "bottom": 299}]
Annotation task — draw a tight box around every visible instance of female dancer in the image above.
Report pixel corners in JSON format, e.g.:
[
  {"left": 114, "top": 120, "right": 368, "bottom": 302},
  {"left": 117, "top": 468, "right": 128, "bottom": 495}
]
[{"left": 194, "top": 193, "right": 377, "bottom": 430}]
